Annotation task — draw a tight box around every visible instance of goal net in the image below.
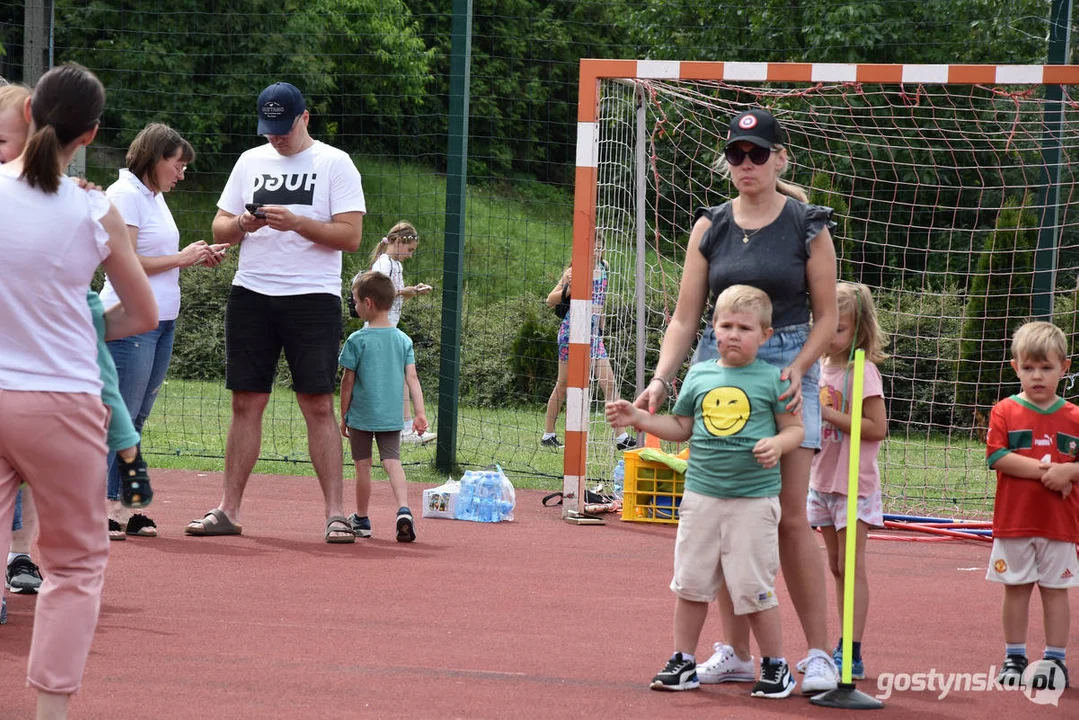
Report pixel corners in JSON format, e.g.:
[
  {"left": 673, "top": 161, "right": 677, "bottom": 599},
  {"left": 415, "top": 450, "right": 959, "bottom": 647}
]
[{"left": 564, "top": 61, "right": 1079, "bottom": 522}]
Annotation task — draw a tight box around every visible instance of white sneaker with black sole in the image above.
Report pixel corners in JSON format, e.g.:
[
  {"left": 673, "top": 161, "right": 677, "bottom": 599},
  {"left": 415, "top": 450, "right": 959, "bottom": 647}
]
[
  {"left": 697, "top": 643, "right": 755, "bottom": 683},
  {"left": 800, "top": 648, "right": 839, "bottom": 694},
  {"left": 649, "top": 653, "right": 700, "bottom": 691},
  {"left": 752, "top": 658, "right": 795, "bottom": 698}
]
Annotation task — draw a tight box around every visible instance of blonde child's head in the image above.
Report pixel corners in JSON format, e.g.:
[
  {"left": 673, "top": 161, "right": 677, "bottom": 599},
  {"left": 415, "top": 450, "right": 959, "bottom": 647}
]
[
  {"left": 1011, "top": 321, "right": 1068, "bottom": 364},
  {"left": 353, "top": 271, "right": 396, "bottom": 312},
  {"left": 713, "top": 284, "right": 773, "bottom": 330},
  {"left": 0, "top": 83, "right": 31, "bottom": 163},
  {"left": 834, "top": 282, "right": 888, "bottom": 364},
  {"left": 369, "top": 220, "right": 419, "bottom": 265}
]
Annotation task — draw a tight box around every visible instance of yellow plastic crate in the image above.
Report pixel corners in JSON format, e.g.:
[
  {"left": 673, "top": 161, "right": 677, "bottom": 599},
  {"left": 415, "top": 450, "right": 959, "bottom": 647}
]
[{"left": 621, "top": 448, "right": 683, "bottom": 524}]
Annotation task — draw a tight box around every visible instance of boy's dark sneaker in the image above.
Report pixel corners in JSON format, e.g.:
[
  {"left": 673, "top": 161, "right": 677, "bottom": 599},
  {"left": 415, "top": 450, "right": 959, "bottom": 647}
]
[
  {"left": 752, "top": 658, "right": 795, "bottom": 699},
  {"left": 540, "top": 435, "right": 563, "bottom": 448},
  {"left": 6, "top": 555, "right": 43, "bottom": 594},
  {"left": 395, "top": 507, "right": 416, "bottom": 543},
  {"left": 347, "top": 514, "right": 372, "bottom": 538},
  {"left": 118, "top": 450, "right": 153, "bottom": 509},
  {"left": 1033, "top": 657, "right": 1070, "bottom": 689},
  {"left": 649, "top": 653, "right": 700, "bottom": 691},
  {"left": 615, "top": 433, "right": 637, "bottom": 451},
  {"left": 996, "top": 654, "right": 1028, "bottom": 688}
]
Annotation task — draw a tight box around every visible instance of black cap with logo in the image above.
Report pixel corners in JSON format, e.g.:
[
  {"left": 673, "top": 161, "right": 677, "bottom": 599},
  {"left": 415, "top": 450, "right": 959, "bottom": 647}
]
[{"left": 725, "top": 109, "right": 785, "bottom": 149}]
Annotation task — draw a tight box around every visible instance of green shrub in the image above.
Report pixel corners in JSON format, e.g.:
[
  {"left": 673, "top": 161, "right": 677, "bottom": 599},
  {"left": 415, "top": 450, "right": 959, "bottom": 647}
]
[
  {"left": 878, "top": 287, "right": 965, "bottom": 434},
  {"left": 956, "top": 196, "right": 1037, "bottom": 419},
  {"left": 510, "top": 306, "right": 561, "bottom": 404}
]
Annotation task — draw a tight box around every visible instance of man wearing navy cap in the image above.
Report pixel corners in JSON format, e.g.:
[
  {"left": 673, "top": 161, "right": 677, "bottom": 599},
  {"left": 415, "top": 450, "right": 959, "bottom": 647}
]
[{"left": 187, "top": 82, "right": 365, "bottom": 543}]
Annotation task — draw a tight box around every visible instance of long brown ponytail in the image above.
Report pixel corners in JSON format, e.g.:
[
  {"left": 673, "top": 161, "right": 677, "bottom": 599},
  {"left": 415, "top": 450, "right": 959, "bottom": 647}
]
[{"left": 21, "top": 64, "right": 105, "bottom": 194}]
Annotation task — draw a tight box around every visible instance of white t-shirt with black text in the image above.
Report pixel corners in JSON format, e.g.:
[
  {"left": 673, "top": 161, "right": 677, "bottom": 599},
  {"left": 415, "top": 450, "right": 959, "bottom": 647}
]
[{"left": 218, "top": 140, "right": 366, "bottom": 296}]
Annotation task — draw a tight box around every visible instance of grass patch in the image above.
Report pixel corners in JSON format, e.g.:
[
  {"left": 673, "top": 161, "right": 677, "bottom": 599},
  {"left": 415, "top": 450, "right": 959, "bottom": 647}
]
[
  {"left": 144, "top": 378, "right": 570, "bottom": 492},
  {"left": 91, "top": 153, "right": 576, "bottom": 309},
  {"left": 146, "top": 380, "right": 996, "bottom": 516}
]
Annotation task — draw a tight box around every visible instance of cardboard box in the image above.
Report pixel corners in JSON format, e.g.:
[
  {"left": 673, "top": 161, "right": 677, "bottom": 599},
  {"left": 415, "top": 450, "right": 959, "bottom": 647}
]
[{"left": 422, "top": 480, "right": 460, "bottom": 520}]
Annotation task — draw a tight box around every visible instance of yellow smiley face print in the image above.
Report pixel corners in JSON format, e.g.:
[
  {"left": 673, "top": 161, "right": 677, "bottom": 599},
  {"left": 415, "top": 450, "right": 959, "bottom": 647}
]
[{"left": 701, "top": 386, "right": 751, "bottom": 436}]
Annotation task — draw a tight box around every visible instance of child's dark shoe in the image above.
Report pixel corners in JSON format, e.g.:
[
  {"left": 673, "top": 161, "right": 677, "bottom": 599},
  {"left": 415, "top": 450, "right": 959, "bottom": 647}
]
[{"left": 118, "top": 450, "right": 153, "bottom": 509}]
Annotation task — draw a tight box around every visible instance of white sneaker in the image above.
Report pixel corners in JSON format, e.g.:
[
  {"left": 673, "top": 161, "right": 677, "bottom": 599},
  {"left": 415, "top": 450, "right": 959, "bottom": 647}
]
[
  {"left": 401, "top": 430, "right": 437, "bottom": 445},
  {"left": 800, "top": 649, "right": 839, "bottom": 694},
  {"left": 697, "top": 643, "right": 756, "bottom": 684}
]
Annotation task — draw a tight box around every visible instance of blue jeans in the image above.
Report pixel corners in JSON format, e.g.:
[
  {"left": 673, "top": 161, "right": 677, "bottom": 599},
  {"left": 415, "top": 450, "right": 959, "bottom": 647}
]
[
  {"left": 11, "top": 487, "right": 22, "bottom": 531},
  {"left": 105, "top": 320, "right": 176, "bottom": 500},
  {"left": 691, "top": 322, "right": 822, "bottom": 450}
]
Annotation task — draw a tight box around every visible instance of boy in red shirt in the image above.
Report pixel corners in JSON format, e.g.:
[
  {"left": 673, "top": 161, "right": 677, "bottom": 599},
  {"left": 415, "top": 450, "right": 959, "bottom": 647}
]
[{"left": 986, "top": 321, "right": 1079, "bottom": 690}]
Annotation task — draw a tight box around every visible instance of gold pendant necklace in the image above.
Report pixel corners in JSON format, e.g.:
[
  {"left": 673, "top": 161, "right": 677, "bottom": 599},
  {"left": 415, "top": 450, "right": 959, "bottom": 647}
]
[{"left": 742, "top": 226, "right": 764, "bottom": 244}]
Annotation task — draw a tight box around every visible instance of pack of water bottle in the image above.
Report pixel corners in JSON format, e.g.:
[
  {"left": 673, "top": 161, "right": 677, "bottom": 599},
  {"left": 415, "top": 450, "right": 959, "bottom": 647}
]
[{"left": 455, "top": 465, "right": 516, "bottom": 523}]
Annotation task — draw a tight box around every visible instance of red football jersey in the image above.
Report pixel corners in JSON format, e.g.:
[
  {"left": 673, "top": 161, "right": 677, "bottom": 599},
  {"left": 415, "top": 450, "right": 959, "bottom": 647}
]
[{"left": 986, "top": 396, "right": 1079, "bottom": 542}]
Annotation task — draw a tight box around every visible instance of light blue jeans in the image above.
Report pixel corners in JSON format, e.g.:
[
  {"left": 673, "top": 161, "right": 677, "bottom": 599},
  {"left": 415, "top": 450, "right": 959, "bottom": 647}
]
[
  {"left": 105, "top": 320, "right": 176, "bottom": 500},
  {"left": 691, "top": 322, "right": 822, "bottom": 450}
]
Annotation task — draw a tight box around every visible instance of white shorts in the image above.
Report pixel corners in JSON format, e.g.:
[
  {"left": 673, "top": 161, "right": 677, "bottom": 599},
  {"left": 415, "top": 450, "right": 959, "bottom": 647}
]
[
  {"left": 806, "top": 488, "right": 884, "bottom": 531},
  {"left": 986, "top": 537, "right": 1079, "bottom": 588},
  {"left": 670, "top": 491, "right": 781, "bottom": 615}
]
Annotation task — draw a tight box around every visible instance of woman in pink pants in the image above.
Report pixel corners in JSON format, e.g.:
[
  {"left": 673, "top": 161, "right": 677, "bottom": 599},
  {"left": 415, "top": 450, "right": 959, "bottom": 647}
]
[{"left": 0, "top": 64, "right": 157, "bottom": 719}]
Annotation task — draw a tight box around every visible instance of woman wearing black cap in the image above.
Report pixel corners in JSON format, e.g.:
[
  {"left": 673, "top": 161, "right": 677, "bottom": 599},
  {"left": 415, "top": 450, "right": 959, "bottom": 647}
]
[{"left": 634, "top": 107, "right": 839, "bottom": 694}]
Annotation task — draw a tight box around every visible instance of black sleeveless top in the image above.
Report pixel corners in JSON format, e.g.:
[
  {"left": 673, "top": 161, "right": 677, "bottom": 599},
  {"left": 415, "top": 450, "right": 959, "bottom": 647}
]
[{"left": 694, "top": 198, "right": 835, "bottom": 329}]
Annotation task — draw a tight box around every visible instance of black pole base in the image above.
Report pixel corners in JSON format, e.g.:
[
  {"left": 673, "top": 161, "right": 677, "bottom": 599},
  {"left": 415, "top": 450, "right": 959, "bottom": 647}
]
[{"left": 809, "top": 682, "right": 884, "bottom": 709}]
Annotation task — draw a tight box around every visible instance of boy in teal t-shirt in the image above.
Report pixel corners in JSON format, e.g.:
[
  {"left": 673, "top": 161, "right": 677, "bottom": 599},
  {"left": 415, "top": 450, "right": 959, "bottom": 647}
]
[
  {"left": 606, "top": 285, "right": 804, "bottom": 699},
  {"left": 339, "top": 271, "right": 430, "bottom": 543}
]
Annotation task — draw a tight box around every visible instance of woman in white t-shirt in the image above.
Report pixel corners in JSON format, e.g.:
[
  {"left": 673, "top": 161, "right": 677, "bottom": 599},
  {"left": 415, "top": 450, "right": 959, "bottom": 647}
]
[
  {"left": 99, "top": 124, "right": 226, "bottom": 538},
  {"left": 367, "top": 221, "right": 435, "bottom": 444},
  {"left": 0, "top": 63, "right": 157, "bottom": 720}
]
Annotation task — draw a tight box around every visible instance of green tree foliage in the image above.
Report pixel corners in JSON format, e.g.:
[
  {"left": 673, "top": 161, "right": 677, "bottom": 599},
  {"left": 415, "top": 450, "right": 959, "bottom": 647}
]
[
  {"left": 617, "top": 0, "right": 1050, "bottom": 64},
  {"left": 956, "top": 196, "right": 1038, "bottom": 418},
  {"left": 50, "top": 0, "right": 432, "bottom": 166},
  {"left": 403, "top": 0, "right": 633, "bottom": 183}
]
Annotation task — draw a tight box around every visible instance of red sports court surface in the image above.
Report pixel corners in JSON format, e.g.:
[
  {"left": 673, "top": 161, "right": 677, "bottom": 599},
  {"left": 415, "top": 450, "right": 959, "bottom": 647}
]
[{"left": 0, "top": 469, "right": 1072, "bottom": 718}]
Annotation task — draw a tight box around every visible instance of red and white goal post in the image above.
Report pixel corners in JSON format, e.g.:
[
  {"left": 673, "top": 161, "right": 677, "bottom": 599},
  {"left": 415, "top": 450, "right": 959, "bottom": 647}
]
[{"left": 562, "top": 60, "right": 1079, "bottom": 524}]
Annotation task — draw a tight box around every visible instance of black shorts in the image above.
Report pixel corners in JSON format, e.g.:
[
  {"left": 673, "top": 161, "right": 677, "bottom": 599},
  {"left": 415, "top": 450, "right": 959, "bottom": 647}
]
[{"left": 225, "top": 285, "right": 342, "bottom": 394}]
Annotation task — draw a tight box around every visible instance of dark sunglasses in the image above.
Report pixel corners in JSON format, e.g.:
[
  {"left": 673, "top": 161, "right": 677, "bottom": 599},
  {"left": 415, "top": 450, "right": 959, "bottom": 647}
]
[{"left": 724, "top": 145, "right": 776, "bottom": 166}]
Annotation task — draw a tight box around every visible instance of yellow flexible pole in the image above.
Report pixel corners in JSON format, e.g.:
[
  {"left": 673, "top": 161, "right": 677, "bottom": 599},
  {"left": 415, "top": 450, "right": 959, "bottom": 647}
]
[{"left": 841, "top": 349, "right": 866, "bottom": 686}]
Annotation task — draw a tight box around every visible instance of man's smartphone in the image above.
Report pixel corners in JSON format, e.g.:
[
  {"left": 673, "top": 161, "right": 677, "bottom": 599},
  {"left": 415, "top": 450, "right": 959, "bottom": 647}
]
[{"left": 244, "top": 202, "right": 266, "bottom": 219}]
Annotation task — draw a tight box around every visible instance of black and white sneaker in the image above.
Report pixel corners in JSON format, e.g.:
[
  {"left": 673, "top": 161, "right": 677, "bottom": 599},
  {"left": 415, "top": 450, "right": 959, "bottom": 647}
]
[
  {"left": 615, "top": 433, "right": 637, "bottom": 451},
  {"left": 1022, "top": 660, "right": 1066, "bottom": 690},
  {"left": 395, "top": 507, "right": 416, "bottom": 543},
  {"left": 996, "top": 654, "right": 1028, "bottom": 688},
  {"left": 649, "top": 653, "right": 700, "bottom": 691},
  {"left": 6, "top": 555, "right": 43, "bottom": 594},
  {"left": 540, "top": 435, "right": 563, "bottom": 448},
  {"left": 752, "top": 658, "right": 795, "bottom": 699}
]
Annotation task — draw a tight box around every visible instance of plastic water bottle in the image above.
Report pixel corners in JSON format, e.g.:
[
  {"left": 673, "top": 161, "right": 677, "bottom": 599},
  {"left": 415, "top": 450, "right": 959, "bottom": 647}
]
[
  {"left": 456, "top": 475, "right": 476, "bottom": 521},
  {"left": 481, "top": 471, "right": 500, "bottom": 522},
  {"left": 612, "top": 459, "right": 625, "bottom": 500},
  {"left": 475, "top": 472, "right": 491, "bottom": 522}
]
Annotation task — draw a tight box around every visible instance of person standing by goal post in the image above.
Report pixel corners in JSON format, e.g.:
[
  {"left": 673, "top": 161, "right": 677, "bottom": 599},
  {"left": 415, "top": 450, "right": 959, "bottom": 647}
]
[
  {"left": 184, "top": 82, "right": 365, "bottom": 543},
  {"left": 634, "top": 108, "right": 840, "bottom": 694}
]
